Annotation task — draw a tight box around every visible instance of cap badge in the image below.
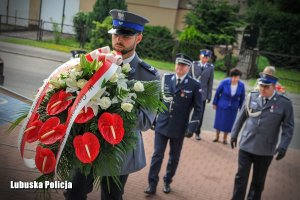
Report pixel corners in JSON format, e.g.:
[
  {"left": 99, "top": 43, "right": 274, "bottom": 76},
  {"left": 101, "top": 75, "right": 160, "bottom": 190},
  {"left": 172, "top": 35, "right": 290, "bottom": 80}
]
[
  {"left": 118, "top": 21, "right": 123, "bottom": 25},
  {"left": 118, "top": 12, "right": 125, "bottom": 20}
]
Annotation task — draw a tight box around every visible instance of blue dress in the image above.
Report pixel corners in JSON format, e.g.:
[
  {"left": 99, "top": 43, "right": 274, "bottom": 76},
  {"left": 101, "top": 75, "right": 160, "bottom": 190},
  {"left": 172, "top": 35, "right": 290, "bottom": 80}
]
[{"left": 213, "top": 78, "right": 245, "bottom": 132}]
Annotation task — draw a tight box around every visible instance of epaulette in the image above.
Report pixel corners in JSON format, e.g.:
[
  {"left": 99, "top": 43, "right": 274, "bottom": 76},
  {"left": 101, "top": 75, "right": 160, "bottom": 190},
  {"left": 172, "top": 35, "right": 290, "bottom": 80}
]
[
  {"left": 250, "top": 91, "right": 259, "bottom": 97},
  {"left": 279, "top": 94, "right": 290, "bottom": 101},
  {"left": 207, "top": 62, "right": 214, "bottom": 67},
  {"left": 139, "top": 60, "right": 159, "bottom": 76}
]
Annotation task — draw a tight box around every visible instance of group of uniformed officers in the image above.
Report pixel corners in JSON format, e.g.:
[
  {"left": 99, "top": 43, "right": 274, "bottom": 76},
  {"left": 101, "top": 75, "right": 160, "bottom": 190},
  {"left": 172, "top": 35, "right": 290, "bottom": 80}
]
[{"left": 64, "top": 9, "right": 295, "bottom": 200}]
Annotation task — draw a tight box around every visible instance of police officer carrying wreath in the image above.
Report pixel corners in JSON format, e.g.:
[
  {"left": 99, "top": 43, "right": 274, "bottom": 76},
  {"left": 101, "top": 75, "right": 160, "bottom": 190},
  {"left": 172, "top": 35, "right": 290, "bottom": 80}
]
[
  {"left": 189, "top": 49, "right": 214, "bottom": 140},
  {"left": 230, "top": 72, "right": 294, "bottom": 200},
  {"left": 64, "top": 9, "right": 159, "bottom": 200},
  {"left": 145, "top": 53, "right": 202, "bottom": 195}
]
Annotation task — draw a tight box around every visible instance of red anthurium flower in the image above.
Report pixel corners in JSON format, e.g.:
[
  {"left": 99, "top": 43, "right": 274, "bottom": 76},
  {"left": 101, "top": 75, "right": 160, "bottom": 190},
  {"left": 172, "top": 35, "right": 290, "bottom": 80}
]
[
  {"left": 25, "top": 120, "right": 43, "bottom": 143},
  {"left": 35, "top": 146, "right": 56, "bottom": 174},
  {"left": 38, "top": 117, "right": 66, "bottom": 145},
  {"left": 98, "top": 112, "right": 124, "bottom": 145},
  {"left": 73, "top": 132, "right": 100, "bottom": 164},
  {"left": 74, "top": 107, "right": 94, "bottom": 124},
  {"left": 46, "top": 90, "right": 73, "bottom": 115}
]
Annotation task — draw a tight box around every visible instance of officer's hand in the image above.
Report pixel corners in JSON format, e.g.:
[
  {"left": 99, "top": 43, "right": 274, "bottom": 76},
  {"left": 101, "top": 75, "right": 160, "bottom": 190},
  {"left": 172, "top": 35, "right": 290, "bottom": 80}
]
[
  {"left": 185, "top": 131, "right": 193, "bottom": 138},
  {"left": 231, "top": 138, "right": 237, "bottom": 149},
  {"left": 207, "top": 99, "right": 211, "bottom": 104},
  {"left": 275, "top": 148, "right": 286, "bottom": 160}
]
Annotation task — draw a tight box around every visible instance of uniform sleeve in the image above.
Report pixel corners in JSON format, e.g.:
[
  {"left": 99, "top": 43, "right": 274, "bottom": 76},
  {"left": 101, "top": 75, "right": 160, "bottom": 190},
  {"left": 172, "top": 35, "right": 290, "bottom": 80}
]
[
  {"left": 135, "top": 69, "right": 160, "bottom": 131},
  {"left": 231, "top": 103, "right": 248, "bottom": 139},
  {"left": 190, "top": 82, "right": 203, "bottom": 125},
  {"left": 207, "top": 65, "right": 214, "bottom": 100},
  {"left": 239, "top": 83, "right": 246, "bottom": 109},
  {"left": 136, "top": 108, "right": 157, "bottom": 131},
  {"left": 278, "top": 101, "right": 294, "bottom": 150},
  {"left": 213, "top": 80, "right": 224, "bottom": 106}
]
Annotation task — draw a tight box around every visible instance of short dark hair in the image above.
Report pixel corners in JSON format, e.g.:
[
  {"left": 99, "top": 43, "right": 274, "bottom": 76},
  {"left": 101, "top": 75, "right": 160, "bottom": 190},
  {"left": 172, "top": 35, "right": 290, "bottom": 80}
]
[{"left": 230, "top": 68, "right": 242, "bottom": 77}]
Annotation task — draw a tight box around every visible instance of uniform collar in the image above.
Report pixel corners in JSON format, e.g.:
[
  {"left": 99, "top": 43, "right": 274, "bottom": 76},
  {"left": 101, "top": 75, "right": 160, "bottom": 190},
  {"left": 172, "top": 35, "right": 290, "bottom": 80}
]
[
  {"left": 123, "top": 52, "right": 136, "bottom": 64},
  {"left": 259, "top": 90, "right": 276, "bottom": 101},
  {"left": 176, "top": 73, "right": 187, "bottom": 82}
]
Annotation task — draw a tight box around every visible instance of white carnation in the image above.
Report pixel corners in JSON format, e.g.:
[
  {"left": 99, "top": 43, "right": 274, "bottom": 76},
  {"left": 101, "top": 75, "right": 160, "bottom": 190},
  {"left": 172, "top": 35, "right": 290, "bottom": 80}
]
[
  {"left": 99, "top": 97, "right": 111, "bottom": 110},
  {"left": 121, "top": 103, "right": 134, "bottom": 112},
  {"left": 133, "top": 81, "right": 144, "bottom": 92}
]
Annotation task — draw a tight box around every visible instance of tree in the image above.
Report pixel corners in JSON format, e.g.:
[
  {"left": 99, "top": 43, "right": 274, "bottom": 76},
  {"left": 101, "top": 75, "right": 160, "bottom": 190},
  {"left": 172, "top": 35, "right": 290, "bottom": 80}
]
[
  {"left": 181, "top": 0, "right": 244, "bottom": 45},
  {"left": 246, "top": 0, "right": 300, "bottom": 69},
  {"left": 90, "top": 16, "right": 113, "bottom": 50},
  {"left": 73, "top": 12, "right": 92, "bottom": 48},
  {"left": 91, "top": 0, "right": 127, "bottom": 23}
]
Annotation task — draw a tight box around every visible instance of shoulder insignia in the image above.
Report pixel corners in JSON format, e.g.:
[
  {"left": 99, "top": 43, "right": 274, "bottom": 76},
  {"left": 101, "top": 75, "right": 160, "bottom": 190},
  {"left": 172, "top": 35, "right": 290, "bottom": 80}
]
[
  {"left": 250, "top": 91, "right": 259, "bottom": 96},
  {"left": 279, "top": 94, "right": 290, "bottom": 101},
  {"left": 139, "top": 60, "right": 159, "bottom": 76}
]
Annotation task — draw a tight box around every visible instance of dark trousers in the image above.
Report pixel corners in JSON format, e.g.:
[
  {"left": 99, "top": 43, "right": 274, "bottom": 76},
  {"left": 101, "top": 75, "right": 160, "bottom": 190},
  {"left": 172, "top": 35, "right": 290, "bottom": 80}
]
[
  {"left": 64, "top": 169, "right": 128, "bottom": 200},
  {"left": 195, "top": 100, "right": 206, "bottom": 135},
  {"left": 148, "top": 132, "right": 184, "bottom": 187},
  {"left": 232, "top": 150, "right": 273, "bottom": 200}
]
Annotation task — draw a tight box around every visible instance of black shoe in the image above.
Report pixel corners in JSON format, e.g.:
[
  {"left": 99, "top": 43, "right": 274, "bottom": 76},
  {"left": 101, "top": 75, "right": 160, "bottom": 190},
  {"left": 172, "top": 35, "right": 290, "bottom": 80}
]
[
  {"left": 213, "top": 139, "right": 219, "bottom": 142},
  {"left": 144, "top": 185, "right": 156, "bottom": 195},
  {"left": 163, "top": 183, "right": 171, "bottom": 194},
  {"left": 195, "top": 135, "right": 201, "bottom": 140}
]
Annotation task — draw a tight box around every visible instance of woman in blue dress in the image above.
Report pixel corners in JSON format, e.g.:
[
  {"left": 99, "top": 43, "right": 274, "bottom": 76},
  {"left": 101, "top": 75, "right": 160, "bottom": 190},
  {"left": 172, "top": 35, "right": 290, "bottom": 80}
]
[{"left": 212, "top": 68, "right": 245, "bottom": 144}]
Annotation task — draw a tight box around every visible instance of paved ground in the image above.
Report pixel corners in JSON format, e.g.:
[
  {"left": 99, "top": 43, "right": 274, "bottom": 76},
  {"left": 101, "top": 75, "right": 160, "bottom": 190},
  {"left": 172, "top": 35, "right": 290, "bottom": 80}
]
[
  {"left": 0, "top": 96, "right": 299, "bottom": 200},
  {"left": 0, "top": 39, "right": 299, "bottom": 199}
]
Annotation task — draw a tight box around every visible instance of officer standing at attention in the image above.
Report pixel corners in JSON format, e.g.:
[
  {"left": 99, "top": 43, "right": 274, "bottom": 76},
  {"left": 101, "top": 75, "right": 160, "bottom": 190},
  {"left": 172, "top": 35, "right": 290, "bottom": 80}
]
[
  {"left": 230, "top": 72, "right": 294, "bottom": 200},
  {"left": 189, "top": 49, "right": 214, "bottom": 140},
  {"left": 145, "top": 53, "right": 202, "bottom": 195},
  {"left": 64, "top": 9, "right": 160, "bottom": 200}
]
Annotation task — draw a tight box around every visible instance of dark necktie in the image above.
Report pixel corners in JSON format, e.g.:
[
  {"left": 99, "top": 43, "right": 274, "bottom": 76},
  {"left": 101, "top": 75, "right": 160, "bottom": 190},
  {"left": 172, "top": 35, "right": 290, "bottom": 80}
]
[
  {"left": 176, "top": 79, "right": 181, "bottom": 88},
  {"left": 264, "top": 98, "right": 269, "bottom": 105}
]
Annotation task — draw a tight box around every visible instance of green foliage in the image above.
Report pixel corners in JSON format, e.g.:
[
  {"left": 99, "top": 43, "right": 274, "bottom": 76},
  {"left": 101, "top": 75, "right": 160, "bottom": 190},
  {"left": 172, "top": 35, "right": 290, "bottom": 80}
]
[
  {"left": 245, "top": 1, "right": 277, "bottom": 26},
  {"left": 182, "top": 0, "right": 244, "bottom": 45},
  {"left": 73, "top": 12, "right": 92, "bottom": 47},
  {"left": 246, "top": 0, "right": 300, "bottom": 69},
  {"left": 90, "top": 17, "right": 112, "bottom": 50},
  {"left": 50, "top": 18, "right": 62, "bottom": 44},
  {"left": 136, "top": 25, "right": 175, "bottom": 61},
  {"left": 214, "top": 56, "right": 238, "bottom": 72},
  {"left": 91, "top": 0, "right": 127, "bottom": 23}
]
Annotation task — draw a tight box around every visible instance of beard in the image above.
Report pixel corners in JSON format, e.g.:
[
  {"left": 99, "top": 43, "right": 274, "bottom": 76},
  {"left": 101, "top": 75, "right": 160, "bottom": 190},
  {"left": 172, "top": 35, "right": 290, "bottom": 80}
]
[{"left": 113, "top": 42, "right": 136, "bottom": 55}]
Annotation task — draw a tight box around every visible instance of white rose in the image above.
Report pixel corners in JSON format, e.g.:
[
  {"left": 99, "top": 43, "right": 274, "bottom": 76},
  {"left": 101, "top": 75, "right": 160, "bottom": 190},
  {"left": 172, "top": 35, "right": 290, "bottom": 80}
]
[
  {"left": 77, "top": 79, "right": 88, "bottom": 89},
  {"left": 121, "top": 103, "right": 134, "bottom": 112},
  {"left": 65, "top": 78, "right": 78, "bottom": 88},
  {"left": 122, "top": 63, "right": 131, "bottom": 73},
  {"left": 109, "top": 73, "right": 118, "bottom": 82},
  {"left": 133, "top": 81, "right": 144, "bottom": 92},
  {"left": 99, "top": 97, "right": 111, "bottom": 110}
]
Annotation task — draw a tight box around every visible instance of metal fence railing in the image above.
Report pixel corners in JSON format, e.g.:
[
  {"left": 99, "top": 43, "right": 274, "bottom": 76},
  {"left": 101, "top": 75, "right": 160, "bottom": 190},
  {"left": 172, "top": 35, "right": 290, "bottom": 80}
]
[{"left": 0, "top": 15, "right": 74, "bottom": 41}]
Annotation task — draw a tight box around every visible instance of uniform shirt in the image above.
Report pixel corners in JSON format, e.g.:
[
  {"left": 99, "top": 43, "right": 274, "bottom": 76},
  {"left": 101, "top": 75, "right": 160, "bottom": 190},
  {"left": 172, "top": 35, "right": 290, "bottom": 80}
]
[{"left": 231, "top": 91, "right": 294, "bottom": 156}]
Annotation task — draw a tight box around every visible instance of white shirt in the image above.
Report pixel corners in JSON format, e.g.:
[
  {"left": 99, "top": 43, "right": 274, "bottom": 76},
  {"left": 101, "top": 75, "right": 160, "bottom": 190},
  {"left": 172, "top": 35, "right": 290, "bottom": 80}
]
[
  {"left": 231, "top": 84, "right": 238, "bottom": 96},
  {"left": 122, "top": 52, "right": 136, "bottom": 64},
  {"left": 176, "top": 73, "right": 187, "bottom": 85}
]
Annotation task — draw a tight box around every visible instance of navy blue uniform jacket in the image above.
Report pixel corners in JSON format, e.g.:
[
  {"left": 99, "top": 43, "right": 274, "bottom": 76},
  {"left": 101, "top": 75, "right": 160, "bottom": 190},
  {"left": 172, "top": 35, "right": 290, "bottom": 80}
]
[{"left": 155, "top": 74, "right": 202, "bottom": 138}]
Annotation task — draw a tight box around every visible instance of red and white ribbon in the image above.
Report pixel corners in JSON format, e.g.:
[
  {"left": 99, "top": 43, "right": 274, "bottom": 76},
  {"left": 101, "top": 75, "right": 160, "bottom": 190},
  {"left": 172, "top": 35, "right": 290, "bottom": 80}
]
[{"left": 18, "top": 47, "right": 120, "bottom": 172}]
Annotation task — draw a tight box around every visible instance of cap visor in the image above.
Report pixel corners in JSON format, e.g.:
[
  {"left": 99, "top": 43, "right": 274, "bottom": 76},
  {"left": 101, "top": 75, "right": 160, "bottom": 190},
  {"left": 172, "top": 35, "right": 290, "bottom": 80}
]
[
  {"left": 258, "top": 81, "right": 272, "bottom": 86},
  {"left": 108, "top": 28, "right": 138, "bottom": 36},
  {"left": 176, "top": 61, "right": 191, "bottom": 66}
]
